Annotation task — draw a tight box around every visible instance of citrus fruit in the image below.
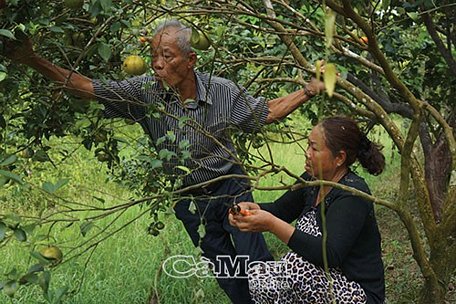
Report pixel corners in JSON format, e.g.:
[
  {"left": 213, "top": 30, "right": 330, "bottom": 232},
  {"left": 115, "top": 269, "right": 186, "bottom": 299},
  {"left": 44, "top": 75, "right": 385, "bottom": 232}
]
[
  {"left": 71, "top": 32, "right": 86, "bottom": 48},
  {"left": 3, "top": 281, "right": 18, "bottom": 297},
  {"left": 18, "top": 147, "right": 34, "bottom": 158},
  {"left": 40, "top": 245, "right": 63, "bottom": 261},
  {"left": 122, "top": 55, "right": 147, "bottom": 75},
  {"left": 360, "top": 36, "right": 368, "bottom": 44},
  {"left": 190, "top": 28, "right": 211, "bottom": 50},
  {"left": 155, "top": 221, "right": 165, "bottom": 230}
]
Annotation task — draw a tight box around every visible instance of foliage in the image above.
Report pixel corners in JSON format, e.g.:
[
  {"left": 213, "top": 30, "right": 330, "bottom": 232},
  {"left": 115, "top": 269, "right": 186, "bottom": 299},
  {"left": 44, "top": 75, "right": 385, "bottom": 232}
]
[{"left": 1, "top": 0, "right": 456, "bottom": 303}]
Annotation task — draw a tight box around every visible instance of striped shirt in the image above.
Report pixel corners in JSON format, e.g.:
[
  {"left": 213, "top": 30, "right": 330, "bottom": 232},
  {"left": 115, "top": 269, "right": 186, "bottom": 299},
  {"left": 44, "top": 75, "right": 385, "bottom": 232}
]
[{"left": 92, "top": 71, "right": 268, "bottom": 186}]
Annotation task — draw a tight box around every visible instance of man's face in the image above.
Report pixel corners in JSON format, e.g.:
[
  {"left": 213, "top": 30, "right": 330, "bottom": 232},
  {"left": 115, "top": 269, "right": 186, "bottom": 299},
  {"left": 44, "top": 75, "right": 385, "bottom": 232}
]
[{"left": 150, "top": 27, "right": 195, "bottom": 89}]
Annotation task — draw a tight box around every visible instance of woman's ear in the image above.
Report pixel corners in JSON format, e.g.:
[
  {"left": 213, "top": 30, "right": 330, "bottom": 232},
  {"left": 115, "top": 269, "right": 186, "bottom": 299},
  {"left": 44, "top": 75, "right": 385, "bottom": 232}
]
[{"left": 336, "top": 150, "right": 347, "bottom": 167}]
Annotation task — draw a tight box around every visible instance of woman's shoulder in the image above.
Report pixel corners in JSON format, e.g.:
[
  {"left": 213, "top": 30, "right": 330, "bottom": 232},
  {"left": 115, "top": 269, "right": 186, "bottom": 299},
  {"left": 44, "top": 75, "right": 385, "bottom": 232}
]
[{"left": 339, "top": 171, "right": 371, "bottom": 194}]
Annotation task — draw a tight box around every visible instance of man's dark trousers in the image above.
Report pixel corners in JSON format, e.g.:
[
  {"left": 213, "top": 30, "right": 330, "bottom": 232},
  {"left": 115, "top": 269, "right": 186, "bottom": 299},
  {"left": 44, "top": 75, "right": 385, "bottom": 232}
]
[{"left": 174, "top": 166, "right": 273, "bottom": 304}]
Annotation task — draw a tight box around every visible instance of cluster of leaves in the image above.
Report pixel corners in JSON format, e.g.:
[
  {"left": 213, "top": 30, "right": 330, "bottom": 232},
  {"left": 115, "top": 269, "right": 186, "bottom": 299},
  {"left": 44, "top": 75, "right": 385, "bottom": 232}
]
[{"left": 0, "top": 213, "right": 68, "bottom": 301}]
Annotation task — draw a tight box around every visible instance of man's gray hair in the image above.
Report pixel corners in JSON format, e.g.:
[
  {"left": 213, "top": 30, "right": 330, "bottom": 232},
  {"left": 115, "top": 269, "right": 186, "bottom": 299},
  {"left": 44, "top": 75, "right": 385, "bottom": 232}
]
[{"left": 153, "top": 19, "right": 192, "bottom": 54}]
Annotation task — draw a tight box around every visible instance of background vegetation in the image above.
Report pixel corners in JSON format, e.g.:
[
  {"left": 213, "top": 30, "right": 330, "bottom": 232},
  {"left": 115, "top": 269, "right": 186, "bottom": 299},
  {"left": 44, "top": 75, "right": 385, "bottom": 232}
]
[{"left": 1, "top": 0, "right": 455, "bottom": 303}]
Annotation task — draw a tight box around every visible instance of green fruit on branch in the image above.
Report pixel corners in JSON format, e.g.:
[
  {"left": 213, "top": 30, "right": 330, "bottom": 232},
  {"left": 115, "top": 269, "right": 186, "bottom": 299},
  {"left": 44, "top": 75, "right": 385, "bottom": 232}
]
[
  {"left": 64, "top": 0, "right": 84, "bottom": 10},
  {"left": 3, "top": 280, "right": 18, "bottom": 297},
  {"left": 40, "top": 245, "right": 63, "bottom": 261},
  {"left": 191, "top": 28, "right": 211, "bottom": 50},
  {"left": 96, "top": 152, "right": 110, "bottom": 162},
  {"left": 122, "top": 55, "right": 147, "bottom": 75},
  {"left": 71, "top": 32, "right": 86, "bottom": 48},
  {"left": 155, "top": 221, "right": 165, "bottom": 230},
  {"left": 18, "top": 147, "right": 34, "bottom": 159}
]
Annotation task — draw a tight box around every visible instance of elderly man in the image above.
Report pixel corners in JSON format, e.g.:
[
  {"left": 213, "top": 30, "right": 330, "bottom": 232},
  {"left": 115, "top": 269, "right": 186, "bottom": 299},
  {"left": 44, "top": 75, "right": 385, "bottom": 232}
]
[{"left": 3, "top": 19, "right": 323, "bottom": 303}]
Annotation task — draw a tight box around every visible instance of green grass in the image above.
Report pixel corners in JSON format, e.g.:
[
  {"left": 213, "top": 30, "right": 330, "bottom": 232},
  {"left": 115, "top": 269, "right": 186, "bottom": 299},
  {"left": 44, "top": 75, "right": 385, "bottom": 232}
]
[{"left": 1, "top": 123, "right": 454, "bottom": 304}]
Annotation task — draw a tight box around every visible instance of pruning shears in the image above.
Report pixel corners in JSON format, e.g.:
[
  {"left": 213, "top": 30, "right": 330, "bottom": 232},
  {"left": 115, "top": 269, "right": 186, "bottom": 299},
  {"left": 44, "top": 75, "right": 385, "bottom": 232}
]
[{"left": 227, "top": 202, "right": 251, "bottom": 216}]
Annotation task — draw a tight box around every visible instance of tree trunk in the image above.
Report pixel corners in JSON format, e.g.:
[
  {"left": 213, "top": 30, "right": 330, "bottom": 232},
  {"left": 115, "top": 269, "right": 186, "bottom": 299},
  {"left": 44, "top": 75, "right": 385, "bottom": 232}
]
[
  {"left": 419, "top": 245, "right": 453, "bottom": 304},
  {"left": 419, "top": 279, "right": 447, "bottom": 304},
  {"left": 423, "top": 136, "right": 452, "bottom": 222}
]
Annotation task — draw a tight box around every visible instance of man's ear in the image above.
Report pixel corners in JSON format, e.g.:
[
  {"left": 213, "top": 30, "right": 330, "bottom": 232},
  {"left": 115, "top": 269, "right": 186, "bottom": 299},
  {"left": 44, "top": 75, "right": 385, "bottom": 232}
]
[{"left": 188, "top": 51, "right": 197, "bottom": 68}]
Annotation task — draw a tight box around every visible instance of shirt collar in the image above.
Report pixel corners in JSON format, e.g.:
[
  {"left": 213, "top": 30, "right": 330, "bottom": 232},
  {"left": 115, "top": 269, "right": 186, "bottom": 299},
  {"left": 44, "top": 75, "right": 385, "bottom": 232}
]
[
  {"left": 154, "top": 71, "right": 212, "bottom": 110},
  {"left": 194, "top": 71, "right": 213, "bottom": 106}
]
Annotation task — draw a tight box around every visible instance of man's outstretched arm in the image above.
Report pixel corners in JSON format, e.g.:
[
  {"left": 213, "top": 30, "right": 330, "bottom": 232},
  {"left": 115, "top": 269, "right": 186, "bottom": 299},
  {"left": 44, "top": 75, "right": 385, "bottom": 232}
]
[
  {"left": 266, "top": 78, "right": 324, "bottom": 124},
  {"left": 3, "top": 38, "right": 95, "bottom": 100}
]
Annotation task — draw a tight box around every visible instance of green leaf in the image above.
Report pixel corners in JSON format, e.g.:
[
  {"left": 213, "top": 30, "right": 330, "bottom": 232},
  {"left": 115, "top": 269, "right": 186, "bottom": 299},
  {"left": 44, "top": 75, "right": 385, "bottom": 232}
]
[
  {"left": 19, "top": 273, "right": 39, "bottom": 285},
  {"left": 188, "top": 201, "right": 197, "bottom": 214},
  {"left": 49, "top": 26, "right": 65, "bottom": 33},
  {"left": 0, "top": 29, "right": 15, "bottom": 40},
  {"left": 98, "top": 42, "right": 112, "bottom": 62},
  {"left": 0, "top": 72, "right": 6, "bottom": 82},
  {"left": 53, "top": 286, "right": 69, "bottom": 303},
  {"left": 80, "top": 221, "right": 94, "bottom": 237},
  {"left": 324, "top": 8, "right": 336, "bottom": 49},
  {"left": 27, "top": 263, "right": 45, "bottom": 274},
  {"left": 382, "top": 0, "right": 391, "bottom": 10},
  {"left": 33, "top": 150, "right": 50, "bottom": 162},
  {"left": 166, "top": 130, "right": 176, "bottom": 143},
  {"left": 0, "top": 155, "right": 17, "bottom": 167},
  {"left": 197, "top": 223, "right": 206, "bottom": 239},
  {"left": 93, "top": 196, "right": 105, "bottom": 204},
  {"left": 150, "top": 159, "right": 162, "bottom": 170},
  {"left": 42, "top": 179, "right": 69, "bottom": 193},
  {"left": 0, "top": 169, "right": 24, "bottom": 185},
  {"left": 99, "top": 0, "right": 113, "bottom": 12},
  {"left": 3, "top": 280, "right": 18, "bottom": 297},
  {"left": 0, "top": 221, "right": 6, "bottom": 241},
  {"left": 176, "top": 166, "right": 191, "bottom": 174},
  {"left": 315, "top": 60, "right": 322, "bottom": 81},
  {"left": 39, "top": 271, "right": 51, "bottom": 294},
  {"left": 30, "top": 251, "right": 52, "bottom": 266},
  {"left": 13, "top": 228, "right": 27, "bottom": 242},
  {"left": 156, "top": 136, "right": 166, "bottom": 146},
  {"left": 323, "top": 63, "right": 337, "bottom": 97}
]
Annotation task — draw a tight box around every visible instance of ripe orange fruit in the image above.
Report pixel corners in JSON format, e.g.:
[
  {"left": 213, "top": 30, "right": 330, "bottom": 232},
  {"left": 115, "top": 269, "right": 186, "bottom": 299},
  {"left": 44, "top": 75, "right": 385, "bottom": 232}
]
[
  {"left": 360, "top": 36, "right": 368, "bottom": 44},
  {"left": 122, "top": 55, "right": 147, "bottom": 75}
]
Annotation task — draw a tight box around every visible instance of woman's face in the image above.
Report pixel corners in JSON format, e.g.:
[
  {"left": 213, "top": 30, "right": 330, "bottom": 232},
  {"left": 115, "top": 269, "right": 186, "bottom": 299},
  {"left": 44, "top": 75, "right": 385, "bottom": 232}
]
[{"left": 305, "top": 125, "right": 342, "bottom": 180}]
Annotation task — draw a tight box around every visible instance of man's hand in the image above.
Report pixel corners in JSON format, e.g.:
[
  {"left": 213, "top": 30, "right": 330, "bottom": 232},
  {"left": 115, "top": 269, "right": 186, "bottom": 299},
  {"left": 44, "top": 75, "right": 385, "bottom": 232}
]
[
  {"left": 1, "top": 36, "right": 35, "bottom": 64},
  {"left": 303, "top": 77, "right": 325, "bottom": 97}
]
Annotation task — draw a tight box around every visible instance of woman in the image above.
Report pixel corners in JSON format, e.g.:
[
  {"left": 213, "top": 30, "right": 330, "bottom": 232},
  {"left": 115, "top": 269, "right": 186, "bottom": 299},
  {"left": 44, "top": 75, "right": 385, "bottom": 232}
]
[{"left": 229, "top": 116, "right": 386, "bottom": 304}]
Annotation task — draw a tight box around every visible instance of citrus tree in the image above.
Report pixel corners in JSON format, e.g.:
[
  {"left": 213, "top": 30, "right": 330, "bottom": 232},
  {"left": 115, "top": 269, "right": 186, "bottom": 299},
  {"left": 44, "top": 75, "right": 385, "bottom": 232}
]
[{"left": 1, "top": 0, "right": 455, "bottom": 303}]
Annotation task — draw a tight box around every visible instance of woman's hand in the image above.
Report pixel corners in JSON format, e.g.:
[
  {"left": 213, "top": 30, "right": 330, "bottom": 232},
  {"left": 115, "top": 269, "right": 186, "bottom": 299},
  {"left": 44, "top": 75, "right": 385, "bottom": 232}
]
[
  {"left": 229, "top": 208, "right": 275, "bottom": 233},
  {"left": 229, "top": 201, "right": 260, "bottom": 216},
  {"left": 228, "top": 202, "right": 296, "bottom": 244}
]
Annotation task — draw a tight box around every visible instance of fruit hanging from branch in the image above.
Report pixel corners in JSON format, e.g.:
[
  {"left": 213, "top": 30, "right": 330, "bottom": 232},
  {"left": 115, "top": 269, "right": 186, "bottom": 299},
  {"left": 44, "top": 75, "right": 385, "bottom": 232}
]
[
  {"left": 40, "top": 245, "right": 63, "bottom": 263},
  {"left": 190, "top": 28, "right": 211, "bottom": 50},
  {"left": 122, "top": 55, "right": 147, "bottom": 75}
]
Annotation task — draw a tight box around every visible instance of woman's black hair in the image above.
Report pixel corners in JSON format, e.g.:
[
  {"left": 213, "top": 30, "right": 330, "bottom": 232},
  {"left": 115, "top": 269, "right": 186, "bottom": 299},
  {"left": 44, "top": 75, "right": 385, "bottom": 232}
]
[{"left": 319, "top": 116, "right": 385, "bottom": 175}]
